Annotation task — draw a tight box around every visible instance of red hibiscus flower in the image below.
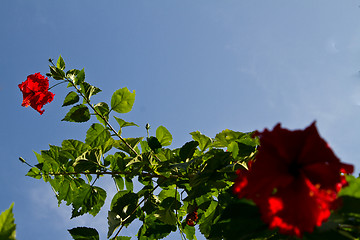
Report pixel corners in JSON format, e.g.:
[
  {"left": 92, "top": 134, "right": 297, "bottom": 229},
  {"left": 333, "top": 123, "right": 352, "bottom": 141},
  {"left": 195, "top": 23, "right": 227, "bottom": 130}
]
[
  {"left": 18, "top": 73, "right": 55, "bottom": 115},
  {"left": 233, "top": 122, "right": 353, "bottom": 237},
  {"left": 186, "top": 210, "right": 198, "bottom": 226}
]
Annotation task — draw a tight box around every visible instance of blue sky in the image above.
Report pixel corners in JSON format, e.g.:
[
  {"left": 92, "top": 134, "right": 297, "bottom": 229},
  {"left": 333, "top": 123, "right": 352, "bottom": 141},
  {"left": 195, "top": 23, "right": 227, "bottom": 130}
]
[{"left": 2, "top": 1, "right": 360, "bottom": 239}]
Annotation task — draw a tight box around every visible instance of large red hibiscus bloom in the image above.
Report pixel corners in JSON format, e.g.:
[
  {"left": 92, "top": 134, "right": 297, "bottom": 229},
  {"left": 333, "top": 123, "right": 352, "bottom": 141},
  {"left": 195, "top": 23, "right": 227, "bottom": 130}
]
[
  {"left": 233, "top": 122, "right": 353, "bottom": 237},
  {"left": 18, "top": 73, "right": 55, "bottom": 115}
]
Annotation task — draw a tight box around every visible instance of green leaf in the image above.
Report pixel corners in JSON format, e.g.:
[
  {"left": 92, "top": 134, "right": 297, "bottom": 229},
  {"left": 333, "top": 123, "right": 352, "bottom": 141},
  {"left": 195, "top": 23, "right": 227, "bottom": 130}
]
[
  {"left": 57, "top": 55, "right": 66, "bottom": 70},
  {"left": 147, "top": 137, "right": 162, "bottom": 152},
  {"left": 183, "top": 224, "right": 196, "bottom": 240},
  {"left": 114, "top": 116, "right": 138, "bottom": 130},
  {"left": 39, "top": 145, "right": 65, "bottom": 174},
  {"left": 0, "top": 203, "right": 16, "bottom": 240},
  {"left": 141, "top": 216, "right": 176, "bottom": 239},
  {"left": 66, "top": 69, "right": 80, "bottom": 81},
  {"left": 338, "top": 196, "right": 360, "bottom": 215},
  {"left": 111, "top": 87, "right": 136, "bottom": 113},
  {"left": 80, "top": 82, "right": 101, "bottom": 101},
  {"left": 62, "top": 139, "right": 90, "bottom": 161},
  {"left": 107, "top": 211, "right": 122, "bottom": 239},
  {"left": 74, "top": 68, "right": 85, "bottom": 85},
  {"left": 26, "top": 167, "right": 42, "bottom": 179},
  {"left": 68, "top": 227, "right": 99, "bottom": 240},
  {"left": 154, "top": 209, "right": 177, "bottom": 225},
  {"left": 57, "top": 178, "right": 84, "bottom": 206},
  {"left": 49, "top": 65, "right": 65, "bottom": 80},
  {"left": 180, "top": 141, "right": 199, "bottom": 161},
  {"left": 140, "top": 141, "right": 151, "bottom": 153},
  {"left": 114, "top": 176, "right": 124, "bottom": 191},
  {"left": 190, "top": 131, "right": 212, "bottom": 152},
  {"left": 109, "top": 190, "right": 138, "bottom": 237},
  {"left": 109, "top": 152, "right": 128, "bottom": 172},
  {"left": 62, "top": 104, "right": 90, "bottom": 123},
  {"left": 213, "top": 129, "right": 245, "bottom": 147},
  {"left": 71, "top": 185, "right": 106, "bottom": 218},
  {"left": 63, "top": 91, "right": 80, "bottom": 107},
  {"left": 74, "top": 149, "right": 102, "bottom": 171},
  {"left": 94, "top": 102, "right": 109, "bottom": 125},
  {"left": 112, "top": 237, "right": 131, "bottom": 240},
  {"left": 125, "top": 178, "right": 133, "bottom": 191},
  {"left": 114, "top": 137, "right": 142, "bottom": 157},
  {"left": 208, "top": 197, "right": 265, "bottom": 240},
  {"left": 156, "top": 126, "right": 172, "bottom": 146},
  {"left": 85, "top": 123, "right": 111, "bottom": 148},
  {"left": 339, "top": 175, "right": 360, "bottom": 198}
]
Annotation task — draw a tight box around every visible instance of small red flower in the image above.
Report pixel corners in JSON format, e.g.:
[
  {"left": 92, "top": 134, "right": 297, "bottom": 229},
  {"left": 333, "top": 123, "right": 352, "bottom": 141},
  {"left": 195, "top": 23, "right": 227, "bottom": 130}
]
[
  {"left": 233, "top": 122, "right": 353, "bottom": 237},
  {"left": 18, "top": 73, "right": 55, "bottom": 115},
  {"left": 186, "top": 210, "right": 198, "bottom": 226}
]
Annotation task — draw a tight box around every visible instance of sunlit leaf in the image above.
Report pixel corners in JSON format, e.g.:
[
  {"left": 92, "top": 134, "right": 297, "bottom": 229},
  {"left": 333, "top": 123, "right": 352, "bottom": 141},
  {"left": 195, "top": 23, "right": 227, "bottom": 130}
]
[
  {"left": 111, "top": 87, "right": 135, "bottom": 113},
  {"left": 85, "top": 123, "right": 111, "bottom": 148},
  {"left": 113, "top": 116, "right": 138, "bottom": 132},
  {"left": 66, "top": 69, "right": 80, "bottom": 81},
  {"left": 74, "top": 68, "right": 85, "bottom": 85},
  {"left": 156, "top": 126, "right": 172, "bottom": 146},
  {"left": 26, "top": 167, "right": 42, "bottom": 179},
  {"left": 0, "top": 203, "right": 16, "bottom": 240},
  {"left": 190, "top": 131, "right": 212, "bottom": 152},
  {"left": 57, "top": 55, "right": 66, "bottom": 70}
]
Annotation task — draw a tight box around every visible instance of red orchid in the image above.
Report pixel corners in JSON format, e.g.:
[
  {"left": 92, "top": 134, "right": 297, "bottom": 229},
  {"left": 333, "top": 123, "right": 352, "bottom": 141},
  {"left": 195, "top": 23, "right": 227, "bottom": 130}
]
[
  {"left": 18, "top": 73, "right": 55, "bottom": 115},
  {"left": 233, "top": 122, "right": 353, "bottom": 237}
]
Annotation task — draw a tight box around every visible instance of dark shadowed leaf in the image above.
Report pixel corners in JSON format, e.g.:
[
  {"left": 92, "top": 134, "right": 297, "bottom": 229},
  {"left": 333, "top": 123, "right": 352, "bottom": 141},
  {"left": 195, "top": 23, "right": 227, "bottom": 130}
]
[
  {"left": 62, "top": 104, "right": 90, "bottom": 123},
  {"left": 180, "top": 141, "right": 199, "bottom": 161},
  {"left": 147, "top": 137, "right": 162, "bottom": 153},
  {"left": 94, "top": 102, "right": 109, "bottom": 125},
  {"left": 49, "top": 65, "right": 65, "bottom": 80},
  {"left": 68, "top": 227, "right": 99, "bottom": 240},
  {"left": 80, "top": 82, "right": 101, "bottom": 100},
  {"left": 63, "top": 91, "right": 80, "bottom": 107},
  {"left": 71, "top": 185, "right": 106, "bottom": 218}
]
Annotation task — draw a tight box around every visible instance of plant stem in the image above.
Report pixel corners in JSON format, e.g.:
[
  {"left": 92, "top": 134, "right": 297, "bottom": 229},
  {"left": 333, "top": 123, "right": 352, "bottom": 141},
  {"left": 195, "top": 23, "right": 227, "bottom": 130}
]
[
  {"left": 67, "top": 79, "right": 139, "bottom": 157},
  {"left": 48, "top": 80, "right": 67, "bottom": 90},
  {"left": 44, "top": 169, "right": 186, "bottom": 180}
]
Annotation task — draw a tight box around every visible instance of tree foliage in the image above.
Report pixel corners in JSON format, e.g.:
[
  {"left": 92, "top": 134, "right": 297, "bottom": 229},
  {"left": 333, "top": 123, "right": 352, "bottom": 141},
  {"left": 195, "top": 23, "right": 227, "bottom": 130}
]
[{"left": 17, "top": 56, "right": 360, "bottom": 240}]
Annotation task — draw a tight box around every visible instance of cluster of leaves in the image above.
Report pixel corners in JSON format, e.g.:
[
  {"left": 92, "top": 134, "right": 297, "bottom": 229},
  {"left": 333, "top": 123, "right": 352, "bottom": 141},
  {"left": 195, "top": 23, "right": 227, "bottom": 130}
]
[{"left": 20, "top": 56, "right": 360, "bottom": 240}]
